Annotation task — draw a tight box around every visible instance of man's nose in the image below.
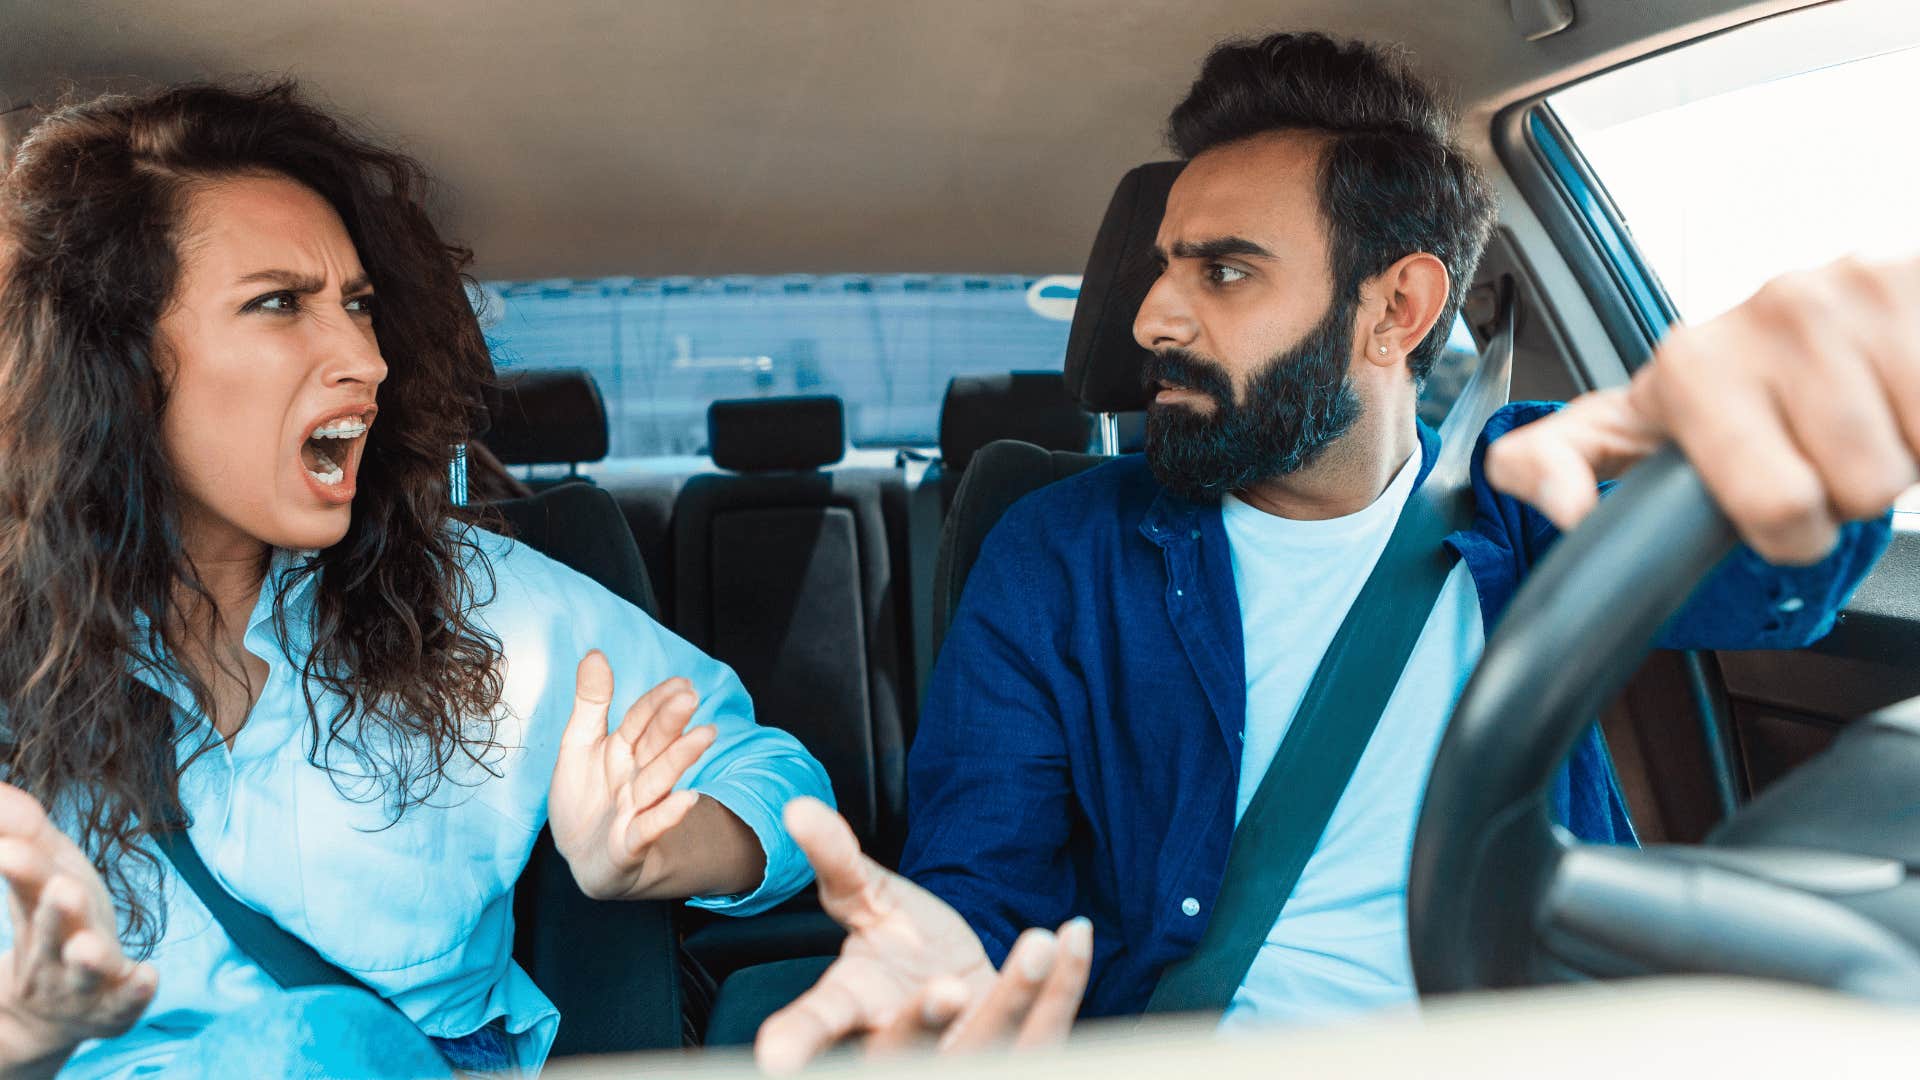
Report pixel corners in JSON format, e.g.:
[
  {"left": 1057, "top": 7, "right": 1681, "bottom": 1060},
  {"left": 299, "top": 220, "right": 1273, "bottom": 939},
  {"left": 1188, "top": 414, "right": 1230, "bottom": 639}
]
[{"left": 1133, "top": 273, "right": 1198, "bottom": 352}]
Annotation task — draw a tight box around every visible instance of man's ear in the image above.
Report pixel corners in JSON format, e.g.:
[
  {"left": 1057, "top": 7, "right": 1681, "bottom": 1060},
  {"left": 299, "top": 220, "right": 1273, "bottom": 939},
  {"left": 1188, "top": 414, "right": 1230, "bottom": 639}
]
[{"left": 1365, "top": 253, "right": 1451, "bottom": 370}]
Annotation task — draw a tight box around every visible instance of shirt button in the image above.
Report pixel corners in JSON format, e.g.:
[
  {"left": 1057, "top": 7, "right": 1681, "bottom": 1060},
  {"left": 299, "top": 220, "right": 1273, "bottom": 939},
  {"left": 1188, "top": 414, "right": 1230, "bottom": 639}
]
[
  {"left": 1189, "top": 529, "right": 1201, "bottom": 540},
  {"left": 1776, "top": 596, "right": 1805, "bottom": 613},
  {"left": 1181, "top": 897, "right": 1201, "bottom": 917}
]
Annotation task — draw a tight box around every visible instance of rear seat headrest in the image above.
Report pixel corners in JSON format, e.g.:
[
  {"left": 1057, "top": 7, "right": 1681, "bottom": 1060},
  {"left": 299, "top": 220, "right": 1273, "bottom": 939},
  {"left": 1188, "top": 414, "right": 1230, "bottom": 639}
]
[
  {"left": 1064, "top": 161, "right": 1185, "bottom": 415},
  {"left": 481, "top": 369, "right": 609, "bottom": 466},
  {"left": 709, "top": 395, "right": 846, "bottom": 472},
  {"left": 939, "top": 373, "right": 1091, "bottom": 472}
]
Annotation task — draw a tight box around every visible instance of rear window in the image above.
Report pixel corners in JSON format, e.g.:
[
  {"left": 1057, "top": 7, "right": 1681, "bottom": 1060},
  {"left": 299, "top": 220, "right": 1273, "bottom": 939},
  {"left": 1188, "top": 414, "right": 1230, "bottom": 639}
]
[{"left": 479, "top": 274, "right": 1078, "bottom": 459}]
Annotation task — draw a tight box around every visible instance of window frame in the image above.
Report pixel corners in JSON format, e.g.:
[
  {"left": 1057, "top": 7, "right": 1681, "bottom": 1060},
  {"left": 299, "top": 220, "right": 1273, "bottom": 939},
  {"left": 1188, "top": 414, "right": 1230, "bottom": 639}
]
[{"left": 1489, "top": 2, "right": 1920, "bottom": 818}]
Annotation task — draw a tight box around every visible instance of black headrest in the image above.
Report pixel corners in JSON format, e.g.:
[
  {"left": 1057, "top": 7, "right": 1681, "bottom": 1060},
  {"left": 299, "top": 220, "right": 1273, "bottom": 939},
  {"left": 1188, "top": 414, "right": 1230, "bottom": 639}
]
[
  {"left": 939, "top": 373, "right": 1091, "bottom": 472},
  {"left": 481, "top": 369, "right": 609, "bottom": 466},
  {"left": 708, "top": 396, "right": 845, "bottom": 472},
  {"left": 1063, "top": 161, "right": 1184, "bottom": 414}
]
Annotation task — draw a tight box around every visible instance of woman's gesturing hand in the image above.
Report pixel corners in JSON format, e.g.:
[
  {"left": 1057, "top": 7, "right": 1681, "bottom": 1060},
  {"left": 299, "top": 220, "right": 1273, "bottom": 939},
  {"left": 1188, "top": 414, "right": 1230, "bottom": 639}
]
[
  {"left": 755, "top": 798, "right": 1092, "bottom": 1074},
  {"left": 0, "top": 784, "right": 156, "bottom": 1078},
  {"left": 548, "top": 651, "right": 718, "bottom": 900}
]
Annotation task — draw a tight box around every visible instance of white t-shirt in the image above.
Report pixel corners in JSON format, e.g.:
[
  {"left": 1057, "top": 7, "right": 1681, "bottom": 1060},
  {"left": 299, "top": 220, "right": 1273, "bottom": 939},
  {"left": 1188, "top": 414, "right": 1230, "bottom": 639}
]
[{"left": 1218, "top": 451, "right": 1485, "bottom": 1029}]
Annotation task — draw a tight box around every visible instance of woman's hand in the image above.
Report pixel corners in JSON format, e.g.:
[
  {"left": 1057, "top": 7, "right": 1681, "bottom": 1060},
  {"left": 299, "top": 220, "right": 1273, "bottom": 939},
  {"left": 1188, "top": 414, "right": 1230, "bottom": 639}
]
[
  {"left": 0, "top": 784, "right": 156, "bottom": 1078},
  {"left": 755, "top": 798, "right": 1092, "bottom": 1074},
  {"left": 547, "top": 651, "right": 723, "bottom": 900}
]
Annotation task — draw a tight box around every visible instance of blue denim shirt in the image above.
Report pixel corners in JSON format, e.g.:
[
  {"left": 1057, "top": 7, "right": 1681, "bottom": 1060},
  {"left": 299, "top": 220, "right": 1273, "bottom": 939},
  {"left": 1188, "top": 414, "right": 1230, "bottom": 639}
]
[{"left": 902, "top": 402, "right": 1891, "bottom": 1018}]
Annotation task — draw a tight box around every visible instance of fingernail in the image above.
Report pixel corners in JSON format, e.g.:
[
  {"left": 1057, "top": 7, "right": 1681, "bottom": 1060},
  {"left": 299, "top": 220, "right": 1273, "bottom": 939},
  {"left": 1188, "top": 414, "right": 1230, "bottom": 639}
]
[
  {"left": 1018, "top": 930, "right": 1057, "bottom": 980},
  {"left": 1064, "top": 916, "right": 1093, "bottom": 959}
]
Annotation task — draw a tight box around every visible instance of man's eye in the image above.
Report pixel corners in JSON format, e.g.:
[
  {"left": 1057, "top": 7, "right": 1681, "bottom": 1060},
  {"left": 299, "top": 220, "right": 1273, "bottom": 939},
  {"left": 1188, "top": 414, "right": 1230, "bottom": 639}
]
[
  {"left": 346, "top": 294, "right": 378, "bottom": 317},
  {"left": 245, "top": 291, "right": 300, "bottom": 314},
  {"left": 1207, "top": 264, "right": 1248, "bottom": 286}
]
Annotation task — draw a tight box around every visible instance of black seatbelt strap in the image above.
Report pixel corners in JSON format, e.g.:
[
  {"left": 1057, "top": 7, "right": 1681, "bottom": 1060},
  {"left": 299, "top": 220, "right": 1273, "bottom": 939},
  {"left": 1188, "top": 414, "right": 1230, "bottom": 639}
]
[
  {"left": 136, "top": 679, "right": 401, "bottom": 1003},
  {"left": 151, "top": 825, "right": 378, "bottom": 994},
  {"left": 1145, "top": 280, "right": 1516, "bottom": 1015},
  {"left": 1144, "top": 466, "right": 1469, "bottom": 1013}
]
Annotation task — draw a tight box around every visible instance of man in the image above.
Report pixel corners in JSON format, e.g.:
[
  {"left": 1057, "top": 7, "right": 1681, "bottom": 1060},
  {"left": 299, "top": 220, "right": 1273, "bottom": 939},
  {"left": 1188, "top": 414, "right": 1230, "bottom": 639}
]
[{"left": 755, "top": 31, "right": 1914, "bottom": 1070}]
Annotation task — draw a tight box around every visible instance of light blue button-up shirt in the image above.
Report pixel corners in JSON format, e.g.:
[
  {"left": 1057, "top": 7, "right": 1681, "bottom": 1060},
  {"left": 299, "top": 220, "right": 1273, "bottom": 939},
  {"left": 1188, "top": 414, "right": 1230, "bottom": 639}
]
[{"left": 3, "top": 527, "right": 832, "bottom": 1077}]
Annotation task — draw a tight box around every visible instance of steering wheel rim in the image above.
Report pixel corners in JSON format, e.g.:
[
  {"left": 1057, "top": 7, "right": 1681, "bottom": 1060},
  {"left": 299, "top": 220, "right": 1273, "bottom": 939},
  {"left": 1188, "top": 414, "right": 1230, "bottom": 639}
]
[{"left": 1408, "top": 446, "right": 1738, "bottom": 992}]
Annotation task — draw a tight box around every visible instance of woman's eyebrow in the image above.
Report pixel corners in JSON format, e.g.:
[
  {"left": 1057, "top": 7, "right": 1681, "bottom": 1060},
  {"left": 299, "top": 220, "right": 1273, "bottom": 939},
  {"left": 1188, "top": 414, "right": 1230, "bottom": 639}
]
[{"left": 233, "top": 269, "right": 373, "bottom": 295}]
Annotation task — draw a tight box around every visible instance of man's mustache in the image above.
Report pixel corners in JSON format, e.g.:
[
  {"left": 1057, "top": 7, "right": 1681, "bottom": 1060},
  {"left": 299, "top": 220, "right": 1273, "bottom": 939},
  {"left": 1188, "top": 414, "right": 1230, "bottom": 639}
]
[{"left": 1142, "top": 349, "right": 1235, "bottom": 404}]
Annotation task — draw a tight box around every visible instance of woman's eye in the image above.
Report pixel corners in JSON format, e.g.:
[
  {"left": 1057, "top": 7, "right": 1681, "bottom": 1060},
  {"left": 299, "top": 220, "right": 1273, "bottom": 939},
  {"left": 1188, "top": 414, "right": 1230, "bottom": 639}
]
[
  {"left": 246, "top": 291, "right": 300, "bottom": 314},
  {"left": 1206, "top": 264, "right": 1248, "bottom": 286}
]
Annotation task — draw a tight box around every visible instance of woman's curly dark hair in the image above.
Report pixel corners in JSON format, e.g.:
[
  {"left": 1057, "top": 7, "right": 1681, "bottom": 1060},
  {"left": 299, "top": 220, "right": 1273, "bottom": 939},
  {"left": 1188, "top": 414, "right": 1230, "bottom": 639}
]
[{"left": 0, "top": 79, "right": 506, "bottom": 952}]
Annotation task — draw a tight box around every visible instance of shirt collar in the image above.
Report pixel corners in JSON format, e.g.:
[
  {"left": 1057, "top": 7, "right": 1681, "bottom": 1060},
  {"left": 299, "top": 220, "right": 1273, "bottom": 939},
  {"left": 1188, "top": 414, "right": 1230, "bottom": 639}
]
[
  {"left": 127, "top": 546, "right": 322, "bottom": 702},
  {"left": 1141, "top": 418, "right": 1441, "bottom": 547}
]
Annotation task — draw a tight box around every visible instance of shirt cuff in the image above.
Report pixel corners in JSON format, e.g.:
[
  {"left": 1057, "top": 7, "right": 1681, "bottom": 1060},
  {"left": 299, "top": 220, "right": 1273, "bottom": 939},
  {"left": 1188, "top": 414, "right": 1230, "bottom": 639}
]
[{"left": 685, "top": 773, "right": 816, "bottom": 916}]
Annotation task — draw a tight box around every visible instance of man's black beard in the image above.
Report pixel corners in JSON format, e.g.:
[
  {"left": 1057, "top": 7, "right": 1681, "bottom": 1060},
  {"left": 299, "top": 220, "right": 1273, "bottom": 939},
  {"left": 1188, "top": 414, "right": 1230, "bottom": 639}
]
[{"left": 1142, "top": 297, "right": 1364, "bottom": 502}]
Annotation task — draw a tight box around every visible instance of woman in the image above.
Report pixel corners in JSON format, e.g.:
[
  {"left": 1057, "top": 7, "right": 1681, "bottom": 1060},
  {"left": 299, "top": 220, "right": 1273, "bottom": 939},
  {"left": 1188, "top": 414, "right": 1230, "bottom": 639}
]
[{"left": 0, "top": 81, "right": 832, "bottom": 1077}]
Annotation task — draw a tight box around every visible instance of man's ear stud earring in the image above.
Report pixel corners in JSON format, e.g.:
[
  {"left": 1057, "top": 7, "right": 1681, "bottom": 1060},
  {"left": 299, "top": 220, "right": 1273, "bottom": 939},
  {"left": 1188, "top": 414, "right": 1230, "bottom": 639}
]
[{"left": 1378, "top": 345, "right": 1389, "bottom": 356}]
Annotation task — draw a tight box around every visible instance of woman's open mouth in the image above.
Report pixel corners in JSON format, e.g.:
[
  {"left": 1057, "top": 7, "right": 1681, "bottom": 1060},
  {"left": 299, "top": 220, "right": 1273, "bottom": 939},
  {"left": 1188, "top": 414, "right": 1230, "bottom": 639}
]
[{"left": 297, "top": 405, "right": 377, "bottom": 503}]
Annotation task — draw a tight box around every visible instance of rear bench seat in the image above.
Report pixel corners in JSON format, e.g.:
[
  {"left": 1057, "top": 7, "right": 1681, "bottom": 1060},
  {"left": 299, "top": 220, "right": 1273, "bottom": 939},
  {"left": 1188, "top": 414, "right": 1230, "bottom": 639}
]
[{"left": 487, "top": 371, "right": 1101, "bottom": 1001}]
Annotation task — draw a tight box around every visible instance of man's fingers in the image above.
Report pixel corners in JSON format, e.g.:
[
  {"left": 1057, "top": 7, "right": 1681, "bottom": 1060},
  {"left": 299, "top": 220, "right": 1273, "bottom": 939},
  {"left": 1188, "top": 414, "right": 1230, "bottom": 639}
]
[
  {"left": 938, "top": 928, "right": 1056, "bottom": 1053},
  {"left": 614, "top": 678, "right": 696, "bottom": 756},
  {"left": 1483, "top": 387, "right": 1663, "bottom": 531},
  {"left": 756, "top": 965, "right": 879, "bottom": 1076},
  {"left": 1650, "top": 327, "right": 1840, "bottom": 564},
  {"left": 1746, "top": 273, "right": 1920, "bottom": 521},
  {"left": 785, "top": 797, "right": 892, "bottom": 927},
  {"left": 1843, "top": 259, "right": 1920, "bottom": 457},
  {"left": 1014, "top": 917, "right": 1092, "bottom": 1049},
  {"left": 1484, "top": 424, "right": 1602, "bottom": 530},
  {"left": 560, "top": 651, "right": 616, "bottom": 752},
  {"left": 865, "top": 977, "right": 970, "bottom": 1057}
]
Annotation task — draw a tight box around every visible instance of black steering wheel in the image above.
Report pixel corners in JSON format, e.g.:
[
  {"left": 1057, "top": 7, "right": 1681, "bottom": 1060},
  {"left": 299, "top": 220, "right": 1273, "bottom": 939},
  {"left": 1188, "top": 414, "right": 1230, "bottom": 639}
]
[{"left": 1408, "top": 447, "right": 1920, "bottom": 1003}]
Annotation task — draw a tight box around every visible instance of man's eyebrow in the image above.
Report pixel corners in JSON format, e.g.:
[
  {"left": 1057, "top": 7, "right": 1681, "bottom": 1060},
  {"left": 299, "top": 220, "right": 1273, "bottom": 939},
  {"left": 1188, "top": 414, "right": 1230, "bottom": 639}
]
[
  {"left": 234, "top": 269, "right": 374, "bottom": 295},
  {"left": 1164, "top": 236, "right": 1277, "bottom": 262}
]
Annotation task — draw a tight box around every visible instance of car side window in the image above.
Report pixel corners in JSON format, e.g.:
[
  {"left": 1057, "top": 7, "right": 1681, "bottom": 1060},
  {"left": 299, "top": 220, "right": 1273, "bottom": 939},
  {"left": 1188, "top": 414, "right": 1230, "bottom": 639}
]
[
  {"left": 1417, "top": 314, "right": 1481, "bottom": 429},
  {"left": 1548, "top": 0, "right": 1920, "bottom": 507}
]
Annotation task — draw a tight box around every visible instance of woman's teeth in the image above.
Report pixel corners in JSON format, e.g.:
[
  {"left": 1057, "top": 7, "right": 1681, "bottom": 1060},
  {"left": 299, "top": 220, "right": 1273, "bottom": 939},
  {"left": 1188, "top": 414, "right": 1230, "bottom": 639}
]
[
  {"left": 306, "top": 447, "right": 345, "bottom": 486},
  {"left": 304, "top": 418, "right": 365, "bottom": 487},
  {"left": 312, "top": 419, "right": 368, "bottom": 439}
]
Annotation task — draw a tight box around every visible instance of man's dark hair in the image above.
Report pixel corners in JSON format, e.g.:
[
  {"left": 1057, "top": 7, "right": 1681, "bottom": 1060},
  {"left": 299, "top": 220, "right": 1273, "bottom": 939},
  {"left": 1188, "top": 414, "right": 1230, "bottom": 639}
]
[{"left": 1167, "top": 31, "right": 1496, "bottom": 380}]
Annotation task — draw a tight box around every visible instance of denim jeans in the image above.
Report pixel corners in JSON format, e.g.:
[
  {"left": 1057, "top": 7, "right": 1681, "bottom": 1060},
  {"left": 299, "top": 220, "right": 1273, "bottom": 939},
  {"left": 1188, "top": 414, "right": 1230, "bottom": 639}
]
[{"left": 164, "top": 986, "right": 458, "bottom": 1078}]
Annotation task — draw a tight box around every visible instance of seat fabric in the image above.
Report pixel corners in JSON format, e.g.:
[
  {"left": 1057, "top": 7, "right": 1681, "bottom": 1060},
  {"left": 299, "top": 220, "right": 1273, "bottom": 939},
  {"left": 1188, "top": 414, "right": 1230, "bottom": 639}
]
[{"left": 491, "top": 484, "right": 685, "bottom": 1055}]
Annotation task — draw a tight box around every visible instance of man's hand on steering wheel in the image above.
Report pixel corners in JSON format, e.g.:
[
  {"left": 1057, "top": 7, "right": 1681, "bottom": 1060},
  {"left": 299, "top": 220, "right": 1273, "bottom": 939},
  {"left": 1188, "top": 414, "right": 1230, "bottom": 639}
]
[{"left": 1483, "top": 255, "right": 1920, "bottom": 565}]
